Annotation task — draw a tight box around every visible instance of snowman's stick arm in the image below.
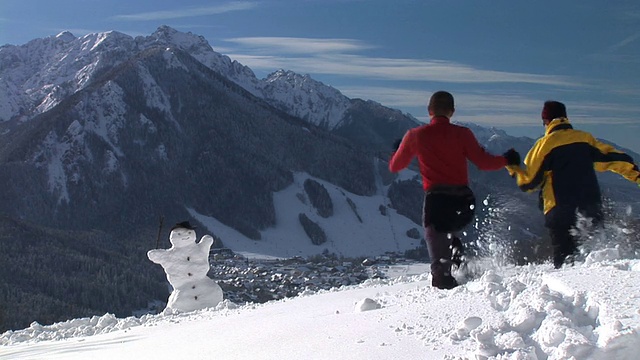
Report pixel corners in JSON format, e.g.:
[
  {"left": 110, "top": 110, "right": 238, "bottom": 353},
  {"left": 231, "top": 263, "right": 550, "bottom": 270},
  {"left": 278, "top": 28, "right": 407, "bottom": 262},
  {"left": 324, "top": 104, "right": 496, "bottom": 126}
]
[{"left": 155, "top": 215, "right": 164, "bottom": 249}]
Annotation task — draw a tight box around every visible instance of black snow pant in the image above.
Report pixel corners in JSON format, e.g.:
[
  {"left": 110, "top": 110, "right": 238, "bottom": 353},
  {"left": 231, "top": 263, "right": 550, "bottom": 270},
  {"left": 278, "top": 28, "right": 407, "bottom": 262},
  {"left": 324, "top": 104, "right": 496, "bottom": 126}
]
[
  {"left": 546, "top": 205, "right": 604, "bottom": 269},
  {"left": 423, "top": 185, "right": 475, "bottom": 289},
  {"left": 425, "top": 226, "right": 461, "bottom": 289},
  {"left": 548, "top": 226, "right": 578, "bottom": 269}
]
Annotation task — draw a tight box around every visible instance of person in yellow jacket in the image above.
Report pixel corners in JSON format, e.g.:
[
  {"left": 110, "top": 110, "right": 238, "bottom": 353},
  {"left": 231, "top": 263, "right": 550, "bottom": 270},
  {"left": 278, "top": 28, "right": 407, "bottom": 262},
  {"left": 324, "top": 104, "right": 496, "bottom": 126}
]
[{"left": 508, "top": 101, "right": 640, "bottom": 268}]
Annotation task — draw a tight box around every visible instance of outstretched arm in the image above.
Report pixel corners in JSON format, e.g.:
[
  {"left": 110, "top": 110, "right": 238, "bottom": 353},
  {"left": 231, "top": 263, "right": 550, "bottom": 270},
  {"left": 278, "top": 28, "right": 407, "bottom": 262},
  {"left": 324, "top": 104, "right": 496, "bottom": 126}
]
[
  {"left": 147, "top": 249, "right": 168, "bottom": 264},
  {"left": 197, "top": 235, "right": 214, "bottom": 253},
  {"left": 590, "top": 137, "right": 640, "bottom": 185},
  {"left": 463, "top": 128, "right": 508, "bottom": 171},
  {"left": 506, "top": 165, "right": 541, "bottom": 192},
  {"left": 506, "top": 141, "right": 547, "bottom": 193}
]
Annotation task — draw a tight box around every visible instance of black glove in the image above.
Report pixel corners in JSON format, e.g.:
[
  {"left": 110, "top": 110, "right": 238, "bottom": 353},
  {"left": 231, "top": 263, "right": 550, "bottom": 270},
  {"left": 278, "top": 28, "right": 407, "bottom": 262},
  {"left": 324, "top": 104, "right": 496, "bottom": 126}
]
[
  {"left": 392, "top": 139, "right": 402, "bottom": 151},
  {"left": 503, "top": 148, "right": 520, "bottom": 166}
]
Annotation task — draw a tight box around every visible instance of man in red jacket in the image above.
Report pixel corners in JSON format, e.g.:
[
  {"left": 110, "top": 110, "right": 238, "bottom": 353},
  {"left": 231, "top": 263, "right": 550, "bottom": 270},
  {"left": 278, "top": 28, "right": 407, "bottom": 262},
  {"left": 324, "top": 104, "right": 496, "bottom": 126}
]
[{"left": 389, "top": 91, "right": 519, "bottom": 289}]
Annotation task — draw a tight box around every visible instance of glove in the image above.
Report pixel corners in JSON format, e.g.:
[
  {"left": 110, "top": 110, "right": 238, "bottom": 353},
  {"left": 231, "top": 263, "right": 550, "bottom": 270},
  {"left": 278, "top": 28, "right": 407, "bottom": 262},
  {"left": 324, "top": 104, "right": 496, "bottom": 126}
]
[
  {"left": 503, "top": 148, "right": 521, "bottom": 166},
  {"left": 392, "top": 139, "right": 402, "bottom": 151}
]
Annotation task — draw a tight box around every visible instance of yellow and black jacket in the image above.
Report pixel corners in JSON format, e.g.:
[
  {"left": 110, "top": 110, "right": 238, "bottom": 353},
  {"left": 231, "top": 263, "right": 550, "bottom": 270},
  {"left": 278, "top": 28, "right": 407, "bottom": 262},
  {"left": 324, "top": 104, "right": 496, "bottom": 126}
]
[{"left": 508, "top": 118, "right": 640, "bottom": 228}]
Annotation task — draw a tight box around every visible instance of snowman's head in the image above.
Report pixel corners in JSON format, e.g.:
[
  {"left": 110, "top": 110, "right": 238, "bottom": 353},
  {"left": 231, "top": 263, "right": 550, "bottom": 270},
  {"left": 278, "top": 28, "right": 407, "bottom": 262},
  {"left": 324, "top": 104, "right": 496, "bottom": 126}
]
[{"left": 169, "top": 222, "right": 197, "bottom": 247}]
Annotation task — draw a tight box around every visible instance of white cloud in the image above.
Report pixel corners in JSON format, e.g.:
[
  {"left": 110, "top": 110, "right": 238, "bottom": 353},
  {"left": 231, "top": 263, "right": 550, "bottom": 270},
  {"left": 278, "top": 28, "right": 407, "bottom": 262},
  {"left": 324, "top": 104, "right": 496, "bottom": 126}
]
[
  {"left": 566, "top": 102, "right": 640, "bottom": 118},
  {"left": 339, "top": 86, "right": 431, "bottom": 107},
  {"left": 337, "top": 86, "right": 543, "bottom": 124},
  {"left": 456, "top": 104, "right": 640, "bottom": 127},
  {"left": 608, "top": 31, "right": 640, "bottom": 52},
  {"left": 338, "top": 86, "right": 640, "bottom": 127},
  {"left": 113, "top": 2, "right": 257, "bottom": 21},
  {"left": 226, "top": 37, "right": 373, "bottom": 54},
  {"left": 337, "top": 87, "right": 536, "bottom": 111},
  {"left": 454, "top": 114, "right": 537, "bottom": 127},
  {"left": 229, "top": 53, "right": 577, "bottom": 86},
  {"left": 447, "top": 93, "right": 541, "bottom": 113}
]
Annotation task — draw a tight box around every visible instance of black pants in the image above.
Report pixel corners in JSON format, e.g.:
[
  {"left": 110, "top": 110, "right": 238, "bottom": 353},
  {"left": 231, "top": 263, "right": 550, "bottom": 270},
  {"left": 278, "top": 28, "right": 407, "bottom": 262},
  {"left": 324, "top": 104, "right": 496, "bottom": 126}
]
[
  {"left": 547, "top": 206, "right": 603, "bottom": 269},
  {"left": 425, "top": 225, "right": 464, "bottom": 289},
  {"left": 423, "top": 186, "right": 474, "bottom": 289},
  {"left": 548, "top": 227, "right": 577, "bottom": 269}
]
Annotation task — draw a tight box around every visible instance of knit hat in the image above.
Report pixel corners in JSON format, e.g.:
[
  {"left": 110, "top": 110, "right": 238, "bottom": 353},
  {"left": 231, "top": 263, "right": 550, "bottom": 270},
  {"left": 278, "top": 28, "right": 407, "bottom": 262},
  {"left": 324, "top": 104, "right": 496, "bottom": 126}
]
[{"left": 541, "top": 101, "right": 567, "bottom": 121}]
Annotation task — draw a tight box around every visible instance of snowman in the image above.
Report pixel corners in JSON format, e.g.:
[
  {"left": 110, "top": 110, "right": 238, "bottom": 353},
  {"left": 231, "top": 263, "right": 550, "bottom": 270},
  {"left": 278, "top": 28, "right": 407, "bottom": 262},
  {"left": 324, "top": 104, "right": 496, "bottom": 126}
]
[{"left": 147, "top": 221, "right": 223, "bottom": 313}]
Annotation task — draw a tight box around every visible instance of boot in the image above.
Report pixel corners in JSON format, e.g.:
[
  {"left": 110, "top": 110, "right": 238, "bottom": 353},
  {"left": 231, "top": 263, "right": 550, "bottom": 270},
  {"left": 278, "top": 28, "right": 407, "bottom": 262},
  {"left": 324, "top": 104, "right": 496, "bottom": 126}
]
[
  {"left": 432, "top": 274, "right": 458, "bottom": 290},
  {"left": 431, "top": 260, "right": 458, "bottom": 290}
]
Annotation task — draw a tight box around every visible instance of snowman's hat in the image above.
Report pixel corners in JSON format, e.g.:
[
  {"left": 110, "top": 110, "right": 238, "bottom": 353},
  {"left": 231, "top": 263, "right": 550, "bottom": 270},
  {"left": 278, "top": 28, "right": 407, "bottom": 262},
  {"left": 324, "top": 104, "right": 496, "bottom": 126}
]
[{"left": 170, "top": 221, "right": 197, "bottom": 231}]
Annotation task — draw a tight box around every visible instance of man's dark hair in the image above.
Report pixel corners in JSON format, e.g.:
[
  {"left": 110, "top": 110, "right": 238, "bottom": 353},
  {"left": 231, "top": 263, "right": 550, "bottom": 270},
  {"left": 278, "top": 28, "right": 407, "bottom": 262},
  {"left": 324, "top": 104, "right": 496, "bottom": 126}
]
[{"left": 428, "top": 91, "right": 455, "bottom": 116}]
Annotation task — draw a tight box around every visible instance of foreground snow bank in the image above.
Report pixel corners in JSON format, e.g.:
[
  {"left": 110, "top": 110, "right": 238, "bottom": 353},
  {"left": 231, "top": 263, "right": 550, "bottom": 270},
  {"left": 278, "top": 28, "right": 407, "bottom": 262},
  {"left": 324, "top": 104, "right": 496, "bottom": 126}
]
[
  {"left": 2, "top": 249, "right": 640, "bottom": 360},
  {"left": 459, "top": 263, "right": 640, "bottom": 359}
]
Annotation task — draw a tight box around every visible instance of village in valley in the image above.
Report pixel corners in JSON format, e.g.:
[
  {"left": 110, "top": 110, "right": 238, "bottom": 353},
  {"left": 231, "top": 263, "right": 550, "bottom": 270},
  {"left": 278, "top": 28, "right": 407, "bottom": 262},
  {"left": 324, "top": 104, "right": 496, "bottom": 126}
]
[{"left": 206, "top": 249, "right": 404, "bottom": 304}]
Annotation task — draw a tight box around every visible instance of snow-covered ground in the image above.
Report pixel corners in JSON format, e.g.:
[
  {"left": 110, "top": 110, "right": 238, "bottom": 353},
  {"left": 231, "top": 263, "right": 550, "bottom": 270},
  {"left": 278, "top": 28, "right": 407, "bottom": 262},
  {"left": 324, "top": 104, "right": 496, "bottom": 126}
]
[{"left": 2, "top": 249, "right": 640, "bottom": 360}]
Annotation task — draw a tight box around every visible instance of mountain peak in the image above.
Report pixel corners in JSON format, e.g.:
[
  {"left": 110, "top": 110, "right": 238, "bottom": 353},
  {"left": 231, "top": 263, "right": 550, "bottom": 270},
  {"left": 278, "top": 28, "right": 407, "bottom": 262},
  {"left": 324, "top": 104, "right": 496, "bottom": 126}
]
[
  {"left": 262, "top": 69, "right": 350, "bottom": 129},
  {"left": 55, "top": 31, "right": 76, "bottom": 42},
  {"left": 266, "top": 69, "right": 313, "bottom": 84},
  {"left": 87, "top": 31, "right": 134, "bottom": 52},
  {"left": 146, "top": 25, "right": 211, "bottom": 52},
  {"left": 154, "top": 25, "right": 178, "bottom": 35}
]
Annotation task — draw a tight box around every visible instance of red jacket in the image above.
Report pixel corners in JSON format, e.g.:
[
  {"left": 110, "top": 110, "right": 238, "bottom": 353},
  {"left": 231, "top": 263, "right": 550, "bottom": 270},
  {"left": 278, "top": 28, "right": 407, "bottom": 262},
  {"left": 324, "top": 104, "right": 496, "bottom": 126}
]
[{"left": 389, "top": 116, "right": 507, "bottom": 190}]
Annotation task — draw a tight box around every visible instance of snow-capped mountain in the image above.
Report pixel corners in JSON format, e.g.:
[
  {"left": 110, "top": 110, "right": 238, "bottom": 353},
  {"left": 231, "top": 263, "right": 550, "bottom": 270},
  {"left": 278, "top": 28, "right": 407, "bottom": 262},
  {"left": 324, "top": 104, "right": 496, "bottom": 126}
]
[
  {"left": 261, "top": 69, "right": 351, "bottom": 130},
  {"left": 0, "top": 30, "right": 136, "bottom": 121},
  {"left": 0, "top": 26, "right": 387, "bottom": 133}
]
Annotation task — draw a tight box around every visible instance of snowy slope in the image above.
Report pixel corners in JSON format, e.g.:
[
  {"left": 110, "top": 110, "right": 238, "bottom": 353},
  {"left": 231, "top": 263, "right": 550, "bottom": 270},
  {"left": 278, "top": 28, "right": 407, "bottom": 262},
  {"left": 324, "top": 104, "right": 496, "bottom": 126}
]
[
  {"left": 2, "top": 250, "right": 640, "bottom": 359},
  {"left": 189, "top": 170, "right": 423, "bottom": 259}
]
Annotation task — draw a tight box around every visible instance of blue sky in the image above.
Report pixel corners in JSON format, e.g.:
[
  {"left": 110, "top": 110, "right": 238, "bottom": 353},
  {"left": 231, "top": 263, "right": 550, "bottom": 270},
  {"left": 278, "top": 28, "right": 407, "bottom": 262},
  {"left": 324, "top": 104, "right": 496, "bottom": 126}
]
[{"left": 2, "top": 0, "right": 639, "bottom": 152}]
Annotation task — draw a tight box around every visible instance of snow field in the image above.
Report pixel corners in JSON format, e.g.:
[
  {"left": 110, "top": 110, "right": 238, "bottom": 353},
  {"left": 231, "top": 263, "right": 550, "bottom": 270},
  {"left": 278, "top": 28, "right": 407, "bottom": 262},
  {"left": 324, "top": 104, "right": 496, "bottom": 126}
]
[{"left": 2, "top": 248, "right": 640, "bottom": 359}]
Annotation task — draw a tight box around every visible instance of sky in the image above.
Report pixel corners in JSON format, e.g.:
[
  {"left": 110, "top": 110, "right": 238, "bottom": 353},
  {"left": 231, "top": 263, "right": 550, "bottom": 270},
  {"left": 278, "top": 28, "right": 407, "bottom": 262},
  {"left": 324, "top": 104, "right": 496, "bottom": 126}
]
[
  {"left": 1, "top": 0, "right": 640, "bottom": 152},
  {"left": 2, "top": 243, "right": 640, "bottom": 359}
]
